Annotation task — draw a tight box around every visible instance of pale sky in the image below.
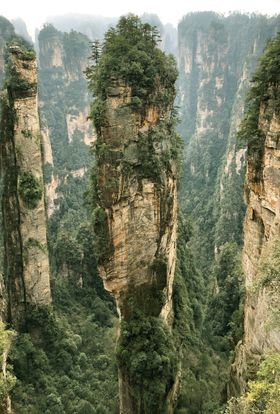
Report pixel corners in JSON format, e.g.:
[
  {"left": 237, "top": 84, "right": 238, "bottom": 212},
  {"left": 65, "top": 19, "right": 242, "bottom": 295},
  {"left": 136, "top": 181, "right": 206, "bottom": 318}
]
[{"left": 1, "top": 0, "right": 280, "bottom": 37}]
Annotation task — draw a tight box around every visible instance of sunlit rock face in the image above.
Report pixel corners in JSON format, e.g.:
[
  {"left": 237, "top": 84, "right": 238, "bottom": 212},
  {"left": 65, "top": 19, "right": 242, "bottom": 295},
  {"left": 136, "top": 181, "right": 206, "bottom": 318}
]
[
  {"left": 37, "top": 24, "right": 95, "bottom": 219},
  {"left": 230, "top": 92, "right": 280, "bottom": 396},
  {"left": 1, "top": 41, "right": 51, "bottom": 325},
  {"left": 93, "top": 76, "right": 179, "bottom": 413}
]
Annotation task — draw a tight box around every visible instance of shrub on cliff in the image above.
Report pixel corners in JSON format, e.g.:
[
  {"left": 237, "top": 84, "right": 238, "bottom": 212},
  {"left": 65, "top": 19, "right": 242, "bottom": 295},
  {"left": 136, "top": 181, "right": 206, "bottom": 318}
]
[
  {"left": 224, "top": 352, "right": 280, "bottom": 414},
  {"left": 19, "top": 171, "right": 43, "bottom": 209},
  {"left": 238, "top": 32, "right": 280, "bottom": 178},
  {"left": 86, "top": 14, "right": 178, "bottom": 112}
]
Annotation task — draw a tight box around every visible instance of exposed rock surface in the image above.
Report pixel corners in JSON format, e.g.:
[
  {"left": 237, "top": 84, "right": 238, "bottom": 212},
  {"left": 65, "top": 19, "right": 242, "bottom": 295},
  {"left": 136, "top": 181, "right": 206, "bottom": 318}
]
[
  {"left": 230, "top": 96, "right": 280, "bottom": 396},
  {"left": 1, "top": 41, "right": 51, "bottom": 324},
  {"left": 0, "top": 17, "right": 14, "bottom": 86},
  {"left": 38, "top": 24, "right": 95, "bottom": 218},
  {"left": 94, "top": 78, "right": 178, "bottom": 413},
  {"left": 177, "top": 13, "right": 280, "bottom": 267},
  {"left": 0, "top": 17, "right": 15, "bottom": 290}
]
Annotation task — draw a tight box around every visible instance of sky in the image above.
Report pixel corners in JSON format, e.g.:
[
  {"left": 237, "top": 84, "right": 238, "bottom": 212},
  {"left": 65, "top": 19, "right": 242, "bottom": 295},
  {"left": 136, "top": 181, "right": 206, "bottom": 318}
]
[{"left": 1, "top": 0, "right": 280, "bottom": 37}]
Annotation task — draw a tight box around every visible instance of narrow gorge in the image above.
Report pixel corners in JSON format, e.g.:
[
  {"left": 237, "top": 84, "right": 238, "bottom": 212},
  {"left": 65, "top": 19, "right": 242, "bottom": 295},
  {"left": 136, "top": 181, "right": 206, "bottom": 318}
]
[{"left": 0, "top": 10, "right": 279, "bottom": 414}]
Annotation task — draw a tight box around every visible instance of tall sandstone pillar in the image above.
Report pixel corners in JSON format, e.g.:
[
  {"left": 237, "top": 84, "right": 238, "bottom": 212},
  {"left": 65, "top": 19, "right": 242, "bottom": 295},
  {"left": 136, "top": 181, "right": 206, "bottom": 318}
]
[
  {"left": 90, "top": 17, "right": 180, "bottom": 414},
  {"left": 1, "top": 40, "right": 51, "bottom": 325}
]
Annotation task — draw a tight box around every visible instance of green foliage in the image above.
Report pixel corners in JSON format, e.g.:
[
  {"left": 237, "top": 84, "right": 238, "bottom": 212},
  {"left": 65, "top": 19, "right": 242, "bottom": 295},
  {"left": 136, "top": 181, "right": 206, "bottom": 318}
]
[
  {"left": 256, "top": 238, "right": 280, "bottom": 288},
  {"left": 92, "top": 207, "right": 113, "bottom": 264},
  {"left": 7, "top": 36, "right": 36, "bottom": 61},
  {"left": 43, "top": 162, "right": 53, "bottom": 184},
  {"left": 18, "top": 172, "right": 42, "bottom": 209},
  {"left": 87, "top": 14, "right": 177, "bottom": 101},
  {"left": 173, "top": 216, "right": 205, "bottom": 340},
  {"left": 63, "top": 30, "right": 90, "bottom": 63},
  {"left": 175, "top": 15, "right": 280, "bottom": 413},
  {"left": 117, "top": 311, "right": 178, "bottom": 413},
  {"left": 150, "top": 255, "right": 167, "bottom": 281},
  {"left": 21, "top": 129, "right": 32, "bottom": 139},
  {"left": 7, "top": 21, "right": 120, "bottom": 414},
  {"left": 238, "top": 32, "right": 280, "bottom": 178},
  {"left": 90, "top": 99, "right": 106, "bottom": 134},
  {"left": 206, "top": 243, "right": 244, "bottom": 351},
  {"left": 173, "top": 219, "right": 244, "bottom": 414},
  {"left": 11, "top": 289, "right": 118, "bottom": 413},
  {"left": 224, "top": 353, "right": 280, "bottom": 414},
  {"left": 4, "top": 37, "right": 36, "bottom": 99},
  {"left": 0, "top": 322, "right": 16, "bottom": 410},
  {"left": 38, "top": 23, "right": 60, "bottom": 40}
]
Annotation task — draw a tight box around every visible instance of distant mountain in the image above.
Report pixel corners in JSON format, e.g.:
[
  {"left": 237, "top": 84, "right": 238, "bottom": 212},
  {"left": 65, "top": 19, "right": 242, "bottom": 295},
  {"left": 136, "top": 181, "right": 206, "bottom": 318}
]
[
  {"left": 46, "top": 13, "right": 117, "bottom": 40},
  {"left": 47, "top": 13, "right": 178, "bottom": 56},
  {"left": 11, "top": 18, "right": 32, "bottom": 43}
]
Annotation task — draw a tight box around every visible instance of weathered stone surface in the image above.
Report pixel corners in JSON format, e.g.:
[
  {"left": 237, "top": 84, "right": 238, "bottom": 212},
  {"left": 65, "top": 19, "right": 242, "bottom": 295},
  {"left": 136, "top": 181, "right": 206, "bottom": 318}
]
[
  {"left": 95, "top": 80, "right": 178, "bottom": 412},
  {"left": 230, "top": 102, "right": 280, "bottom": 395},
  {"left": 38, "top": 26, "right": 95, "bottom": 219},
  {"left": 1, "top": 43, "right": 51, "bottom": 324}
]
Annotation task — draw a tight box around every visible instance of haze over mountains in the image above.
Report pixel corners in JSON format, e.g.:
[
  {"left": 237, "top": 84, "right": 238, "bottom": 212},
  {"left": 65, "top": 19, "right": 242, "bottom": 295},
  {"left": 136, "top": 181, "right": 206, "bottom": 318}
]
[{"left": 0, "top": 8, "right": 280, "bottom": 414}]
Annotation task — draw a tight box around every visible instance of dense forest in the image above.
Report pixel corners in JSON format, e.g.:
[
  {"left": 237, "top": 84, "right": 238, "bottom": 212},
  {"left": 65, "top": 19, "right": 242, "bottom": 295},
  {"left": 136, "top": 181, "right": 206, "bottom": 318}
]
[{"left": 0, "top": 9, "right": 279, "bottom": 414}]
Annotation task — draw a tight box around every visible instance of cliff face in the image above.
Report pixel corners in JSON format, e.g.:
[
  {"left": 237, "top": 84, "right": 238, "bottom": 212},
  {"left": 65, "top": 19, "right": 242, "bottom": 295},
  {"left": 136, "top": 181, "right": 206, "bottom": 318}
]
[
  {"left": 96, "top": 80, "right": 177, "bottom": 323},
  {"left": 230, "top": 34, "right": 280, "bottom": 395},
  {"left": 1, "top": 40, "right": 51, "bottom": 324},
  {"left": 231, "top": 109, "right": 280, "bottom": 394},
  {"left": 95, "top": 79, "right": 178, "bottom": 413},
  {"left": 0, "top": 17, "right": 15, "bottom": 286},
  {"left": 0, "top": 17, "right": 14, "bottom": 86},
  {"left": 177, "top": 13, "right": 280, "bottom": 269},
  {"left": 243, "top": 109, "right": 280, "bottom": 352},
  {"left": 90, "top": 16, "right": 180, "bottom": 413},
  {"left": 38, "top": 24, "right": 94, "bottom": 218}
]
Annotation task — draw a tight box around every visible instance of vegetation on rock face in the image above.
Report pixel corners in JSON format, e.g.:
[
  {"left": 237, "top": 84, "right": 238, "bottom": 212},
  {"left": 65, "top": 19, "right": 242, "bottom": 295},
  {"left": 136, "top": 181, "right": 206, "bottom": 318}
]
[
  {"left": 18, "top": 172, "right": 42, "bottom": 209},
  {"left": 87, "top": 15, "right": 181, "bottom": 264},
  {"left": 5, "top": 37, "right": 36, "bottom": 99},
  {"left": 117, "top": 312, "right": 177, "bottom": 413},
  {"left": 0, "top": 322, "right": 16, "bottom": 410},
  {"left": 92, "top": 206, "right": 113, "bottom": 265},
  {"left": 86, "top": 14, "right": 177, "bottom": 108},
  {"left": 175, "top": 14, "right": 280, "bottom": 413},
  {"left": 238, "top": 32, "right": 280, "bottom": 179},
  {"left": 206, "top": 243, "right": 244, "bottom": 350},
  {"left": 3, "top": 24, "right": 119, "bottom": 413},
  {"left": 86, "top": 14, "right": 181, "bottom": 411},
  {"left": 224, "top": 353, "right": 280, "bottom": 414},
  {"left": 1, "top": 12, "right": 279, "bottom": 414},
  {"left": 254, "top": 238, "right": 280, "bottom": 289}
]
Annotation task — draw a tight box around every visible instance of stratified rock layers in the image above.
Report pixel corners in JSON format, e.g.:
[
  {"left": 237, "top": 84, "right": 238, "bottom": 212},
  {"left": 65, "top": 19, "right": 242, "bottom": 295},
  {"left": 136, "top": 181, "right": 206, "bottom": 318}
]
[
  {"left": 1, "top": 43, "right": 51, "bottom": 324},
  {"left": 94, "top": 79, "right": 178, "bottom": 413},
  {"left": 230, "top": 94, "right": 280, "bottom": 395}
]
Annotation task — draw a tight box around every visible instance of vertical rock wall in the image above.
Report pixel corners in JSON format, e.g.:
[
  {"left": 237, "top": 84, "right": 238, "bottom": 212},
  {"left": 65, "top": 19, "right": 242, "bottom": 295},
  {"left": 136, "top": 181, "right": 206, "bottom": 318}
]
[
  {"left": 94, "top": 78, "right": 178, "bottom": 413},
  {"left": 230, "top": 89, "right": 280, "bottom": 395},
  {"left": 177, "top": 13, "right": 280, "bottom": 267},
  {"left": 1, "top": 41, "right": 51, "bottom": 325},
  {"left": 97, "top": 81, "right": 177, "bottom": 319}
]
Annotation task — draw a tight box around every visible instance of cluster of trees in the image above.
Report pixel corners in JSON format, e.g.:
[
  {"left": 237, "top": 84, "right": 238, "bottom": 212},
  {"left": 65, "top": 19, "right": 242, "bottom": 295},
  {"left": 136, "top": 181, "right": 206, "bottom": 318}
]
[
  {"left": 118, "top": 311, "right": 178, "bottom": 413},
  {"left": 238, "top": 32, "right": 280, "bottom": 178},
  {"left": 5, "top": 22, "right": 119, "bottom": 413},
  {"left": 86, "top": 14, "right": 178, "bottom": 112},
  {"left": 1, "top": 11, "right": 280, "bottom": 414},
  {"left": 225, "top": 353, "right": 280, "bottom": 414}
]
